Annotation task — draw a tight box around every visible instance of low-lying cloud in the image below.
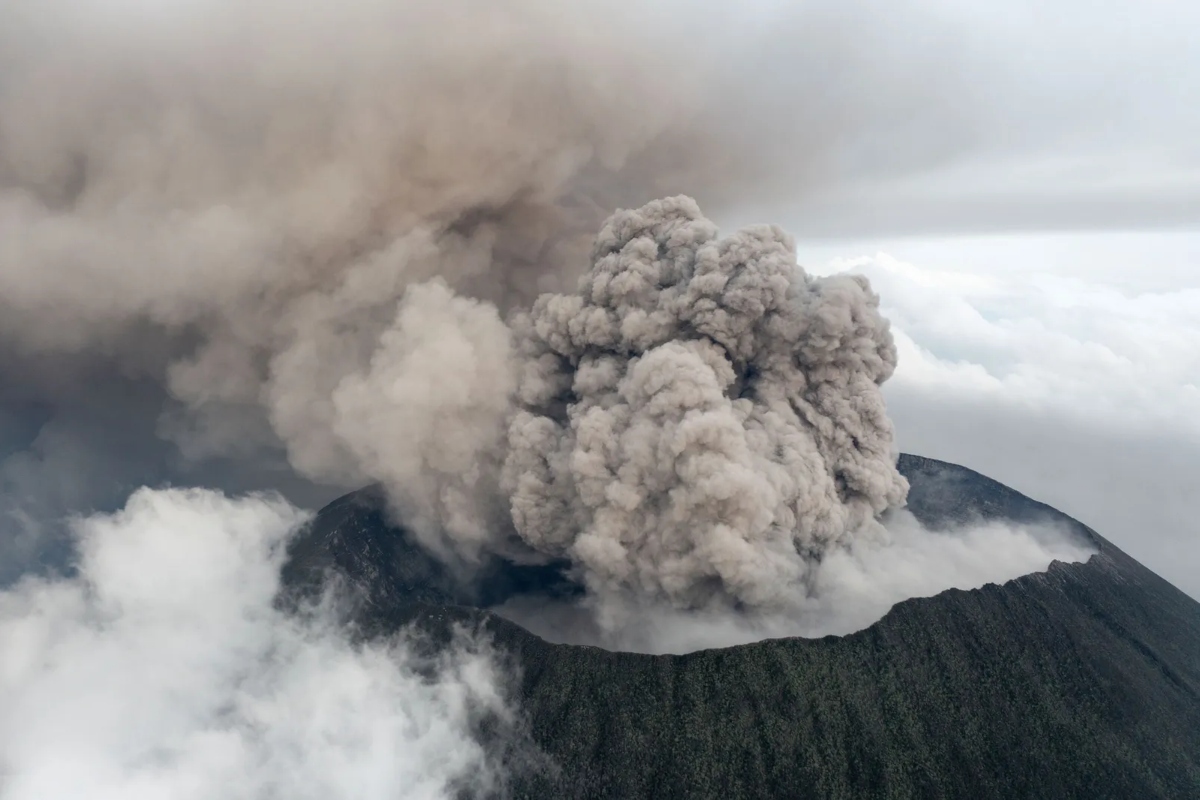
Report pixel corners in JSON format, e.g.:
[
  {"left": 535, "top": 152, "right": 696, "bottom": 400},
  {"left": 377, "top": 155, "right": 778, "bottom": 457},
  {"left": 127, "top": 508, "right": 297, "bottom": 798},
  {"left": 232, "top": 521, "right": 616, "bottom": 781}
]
[
  {"left": 801, "top": 247, "right": 1200, "bottom": 600},
  {"left": 0, "top": 488, "right": 526, "bottom": 799}
]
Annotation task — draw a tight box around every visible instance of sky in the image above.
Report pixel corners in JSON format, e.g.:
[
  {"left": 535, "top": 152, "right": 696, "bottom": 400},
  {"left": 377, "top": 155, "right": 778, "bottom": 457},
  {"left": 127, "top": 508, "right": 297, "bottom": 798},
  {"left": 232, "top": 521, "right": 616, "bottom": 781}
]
[{"left": 728, "top": 1, "right": 1199, "bottom": 236}]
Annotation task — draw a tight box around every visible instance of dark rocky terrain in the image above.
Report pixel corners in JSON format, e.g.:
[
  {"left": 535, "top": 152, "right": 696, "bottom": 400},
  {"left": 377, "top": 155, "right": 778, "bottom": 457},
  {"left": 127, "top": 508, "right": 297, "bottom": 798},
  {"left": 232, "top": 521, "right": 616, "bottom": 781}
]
[{"left": 281, "top": 455, "right": 1200, "bottom": 799}]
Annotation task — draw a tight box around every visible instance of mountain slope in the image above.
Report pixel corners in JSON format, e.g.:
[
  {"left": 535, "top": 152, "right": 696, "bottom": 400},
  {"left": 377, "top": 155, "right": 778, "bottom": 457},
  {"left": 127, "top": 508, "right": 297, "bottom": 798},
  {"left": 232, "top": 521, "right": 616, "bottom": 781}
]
[{"left": 282, "top": 455, "right": 1200, "bottom": 799}]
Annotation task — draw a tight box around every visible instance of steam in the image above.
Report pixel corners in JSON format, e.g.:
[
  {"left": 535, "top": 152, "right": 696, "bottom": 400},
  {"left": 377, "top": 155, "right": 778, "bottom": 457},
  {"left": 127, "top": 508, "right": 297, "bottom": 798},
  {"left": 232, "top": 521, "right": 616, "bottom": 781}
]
[
  {"left": 0, "top": 488, "right": 524, "bottom": 799},
  {"left": 495, "top": 510, "right": 1098, "bottom": 654}
]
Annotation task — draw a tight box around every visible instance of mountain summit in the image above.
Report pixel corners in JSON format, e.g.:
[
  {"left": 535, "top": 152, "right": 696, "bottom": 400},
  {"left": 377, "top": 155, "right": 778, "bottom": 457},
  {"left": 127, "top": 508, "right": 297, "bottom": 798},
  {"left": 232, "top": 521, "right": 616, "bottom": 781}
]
[{"left": 282, "top": 455, "right": 1200, "bottom": 798}]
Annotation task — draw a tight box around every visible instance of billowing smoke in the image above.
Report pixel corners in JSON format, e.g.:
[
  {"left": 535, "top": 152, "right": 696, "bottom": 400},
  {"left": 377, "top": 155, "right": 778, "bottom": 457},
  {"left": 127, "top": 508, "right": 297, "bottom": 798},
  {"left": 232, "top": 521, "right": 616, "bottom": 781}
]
[
  {"left": 501, "top": 196, "right": 907, "bottom": 619},
  {"left": 0, "top": 0, "right": 1090, "bottom": 624},
  {"left": 1, "top": 0, "right": 909, "bottom": 573},
  {"left": 0, "top": 488, "right": 529, "bottom": 799}
]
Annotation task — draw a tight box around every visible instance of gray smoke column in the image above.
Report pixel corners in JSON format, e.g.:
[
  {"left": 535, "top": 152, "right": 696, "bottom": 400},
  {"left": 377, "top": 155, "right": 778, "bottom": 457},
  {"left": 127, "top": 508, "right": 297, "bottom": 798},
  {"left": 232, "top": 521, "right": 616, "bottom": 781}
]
[{"left": 502, "top": 197, "right": 908, "bottom": 617}]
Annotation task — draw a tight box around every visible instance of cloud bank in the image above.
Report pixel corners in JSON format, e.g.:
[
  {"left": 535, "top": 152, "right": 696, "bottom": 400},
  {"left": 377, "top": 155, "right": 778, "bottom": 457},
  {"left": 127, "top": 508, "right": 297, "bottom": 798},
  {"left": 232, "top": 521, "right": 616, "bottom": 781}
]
[
  {"left": 0, "top": 488, "right": 525, "bottom": 800},
  {"left": 802, "top": 247, "right": 1200, "bottom": 599}
]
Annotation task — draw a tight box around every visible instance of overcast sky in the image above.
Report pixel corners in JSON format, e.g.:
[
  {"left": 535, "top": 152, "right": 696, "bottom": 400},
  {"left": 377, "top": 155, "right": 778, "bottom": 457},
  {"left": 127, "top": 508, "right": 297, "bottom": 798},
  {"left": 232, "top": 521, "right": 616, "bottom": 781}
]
[{"left": 716, "top": 1, "right": 1198, "bottom": 236}]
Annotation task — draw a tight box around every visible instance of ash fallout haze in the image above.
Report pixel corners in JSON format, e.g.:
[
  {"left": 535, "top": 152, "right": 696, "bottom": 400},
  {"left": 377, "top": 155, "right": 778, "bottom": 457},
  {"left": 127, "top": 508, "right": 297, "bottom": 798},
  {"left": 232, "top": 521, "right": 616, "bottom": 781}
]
[{"left": 0, "top": 1, "right": 1197, "bottom": 799}]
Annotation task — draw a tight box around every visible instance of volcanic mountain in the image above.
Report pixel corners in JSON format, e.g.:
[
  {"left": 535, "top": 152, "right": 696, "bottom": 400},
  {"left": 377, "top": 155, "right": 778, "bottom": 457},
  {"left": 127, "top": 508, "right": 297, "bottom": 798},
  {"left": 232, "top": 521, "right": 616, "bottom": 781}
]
[{"left": 281, "top": 454, "right": 1200, "bottom": 799}]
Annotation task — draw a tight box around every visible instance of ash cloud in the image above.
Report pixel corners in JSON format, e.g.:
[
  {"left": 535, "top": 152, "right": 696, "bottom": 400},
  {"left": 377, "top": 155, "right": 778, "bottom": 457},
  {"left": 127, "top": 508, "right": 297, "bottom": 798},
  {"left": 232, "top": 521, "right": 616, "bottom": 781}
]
[
  {"left": 501, "top": 196, "right": 907, "bottom": 623},
  {"left": 0, "top": 0, "right": 1098, "bottom": 654},
  {"left": 1, "top": 0, "right": 930, "bottom": 574}
]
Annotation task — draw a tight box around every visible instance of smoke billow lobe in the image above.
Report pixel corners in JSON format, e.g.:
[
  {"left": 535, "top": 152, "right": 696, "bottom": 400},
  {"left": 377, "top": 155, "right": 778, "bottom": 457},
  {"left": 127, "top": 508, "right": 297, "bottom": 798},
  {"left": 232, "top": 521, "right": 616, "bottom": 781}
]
[{"left": 502, "top": 197, "right": 907, "bottom": 616}]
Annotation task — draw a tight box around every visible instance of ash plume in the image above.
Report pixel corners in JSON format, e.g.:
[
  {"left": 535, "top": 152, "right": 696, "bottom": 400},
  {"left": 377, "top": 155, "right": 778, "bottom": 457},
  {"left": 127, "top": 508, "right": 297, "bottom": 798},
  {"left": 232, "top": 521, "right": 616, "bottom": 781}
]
[
  {"left": 0, "top": 0, "right": 1081, "bottom": 639},
  {"left": 502, "top": 197, "right": 908, "bottom": 618},
  {"left": 1, "top": 0, "right": 912, "bottom": 571}
]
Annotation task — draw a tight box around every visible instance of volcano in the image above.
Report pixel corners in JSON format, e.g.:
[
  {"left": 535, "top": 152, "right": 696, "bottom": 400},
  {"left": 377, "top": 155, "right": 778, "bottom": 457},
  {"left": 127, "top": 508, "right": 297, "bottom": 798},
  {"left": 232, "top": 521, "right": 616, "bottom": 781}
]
[{"left": 281, "top": 455, "right": 1200, "bottom": 799}]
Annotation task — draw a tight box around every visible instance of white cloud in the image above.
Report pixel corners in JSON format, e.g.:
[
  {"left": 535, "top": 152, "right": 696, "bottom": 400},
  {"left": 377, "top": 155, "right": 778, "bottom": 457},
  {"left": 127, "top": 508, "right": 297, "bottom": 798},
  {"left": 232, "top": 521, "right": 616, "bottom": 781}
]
[
  {"left": 0, "top": 488, "right": 519, "bottom": 800},
  {"left": 808, "top": 242, "right": 1200, "bottom": 599},
  {"left": 835, "top": 252, "right": 1200, "bottom": 435}
]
